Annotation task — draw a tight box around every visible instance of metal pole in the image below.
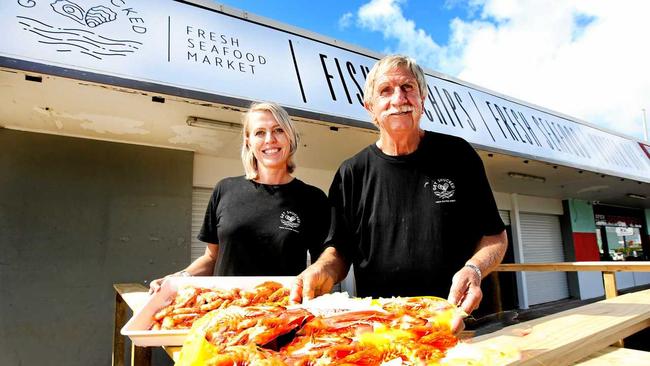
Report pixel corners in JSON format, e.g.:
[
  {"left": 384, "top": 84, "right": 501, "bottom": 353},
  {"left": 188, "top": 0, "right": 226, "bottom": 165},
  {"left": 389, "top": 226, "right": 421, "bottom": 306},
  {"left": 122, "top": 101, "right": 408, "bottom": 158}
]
[{"left": 643, "top": 108, "right": 648, "bottom": 142}]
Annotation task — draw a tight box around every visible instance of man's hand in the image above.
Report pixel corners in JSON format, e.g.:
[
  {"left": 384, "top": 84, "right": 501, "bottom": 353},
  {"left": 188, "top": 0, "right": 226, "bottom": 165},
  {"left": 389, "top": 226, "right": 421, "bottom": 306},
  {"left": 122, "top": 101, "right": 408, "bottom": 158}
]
[
  {"left": 447, "top": 266, "right": 483, "bottom": 334},
  {"left": 290, "top": 247, "right": 349, "bottom": 303},
  {"left": 290, "top": 263, "right": 336, "bottom": 303}
]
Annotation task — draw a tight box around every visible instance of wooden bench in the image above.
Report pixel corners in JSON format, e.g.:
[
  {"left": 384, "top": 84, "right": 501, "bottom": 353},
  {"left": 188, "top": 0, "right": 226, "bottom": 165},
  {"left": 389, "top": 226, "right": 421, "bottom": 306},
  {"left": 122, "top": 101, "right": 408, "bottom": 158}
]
[
  {"left": 573, "top": 346, "right": 650, "bottom": 365},
  {"left": 471, "top": 289, "right": 650, "bottom": 365}
]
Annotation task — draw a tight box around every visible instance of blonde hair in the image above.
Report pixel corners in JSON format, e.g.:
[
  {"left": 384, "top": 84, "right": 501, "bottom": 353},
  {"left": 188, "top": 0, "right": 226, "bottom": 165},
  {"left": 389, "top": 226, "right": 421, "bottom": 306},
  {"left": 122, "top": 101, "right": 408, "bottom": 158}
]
[
  {"left": 241, "top": 102, "right": 299, "bottom": 180},
  {"left": 363, "top": 55, "right": 428, "bottom": 107}
]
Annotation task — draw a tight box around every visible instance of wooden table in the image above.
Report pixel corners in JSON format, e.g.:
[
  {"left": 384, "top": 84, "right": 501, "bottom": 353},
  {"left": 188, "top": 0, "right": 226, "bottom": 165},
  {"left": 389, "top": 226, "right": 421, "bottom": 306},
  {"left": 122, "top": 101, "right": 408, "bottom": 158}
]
[
  {"left": 471, "top": 289, "right": 650, "bottom": 365},
  {"left": 574, "top": 346, "right": 650, "bottom": 365},
  {"left": 112, "top": 283, "right": 151, "bottom": 366},
  {"left": 113, "top": 283, "right": 183, "bottom": 366},
  {"left": 113, "top": 284, "right": 650, "bottom": 365}
]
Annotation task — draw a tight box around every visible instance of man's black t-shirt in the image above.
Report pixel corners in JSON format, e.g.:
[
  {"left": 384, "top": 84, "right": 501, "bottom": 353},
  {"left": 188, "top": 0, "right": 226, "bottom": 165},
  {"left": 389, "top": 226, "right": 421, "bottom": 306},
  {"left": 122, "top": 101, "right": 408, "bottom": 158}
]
[
  {"left": 198, "top": 176, "right": 330, "bottom": 276},
  {"left": 327, "top": 131, "right": 504, "bottom": 297}
]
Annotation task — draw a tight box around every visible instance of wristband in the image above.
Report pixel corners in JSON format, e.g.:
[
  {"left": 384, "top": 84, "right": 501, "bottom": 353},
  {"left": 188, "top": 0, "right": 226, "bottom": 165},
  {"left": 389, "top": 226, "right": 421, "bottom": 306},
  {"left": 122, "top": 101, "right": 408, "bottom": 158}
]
[
  {"left": 464, "top": 263, "right": 482, "bottom": 282},
  {"left": 178, "top": 270, "right": 191, "bottom": 277}
]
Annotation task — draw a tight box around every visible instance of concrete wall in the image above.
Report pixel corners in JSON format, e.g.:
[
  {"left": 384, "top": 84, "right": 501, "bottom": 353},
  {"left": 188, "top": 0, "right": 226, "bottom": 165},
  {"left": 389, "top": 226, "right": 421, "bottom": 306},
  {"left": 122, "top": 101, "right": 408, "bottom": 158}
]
[
  {"left": 0, "top": 129, "right": 192, "bottom": 366},
  {"left": 493, "top": 192, "right": 563, "bottom": 214}
]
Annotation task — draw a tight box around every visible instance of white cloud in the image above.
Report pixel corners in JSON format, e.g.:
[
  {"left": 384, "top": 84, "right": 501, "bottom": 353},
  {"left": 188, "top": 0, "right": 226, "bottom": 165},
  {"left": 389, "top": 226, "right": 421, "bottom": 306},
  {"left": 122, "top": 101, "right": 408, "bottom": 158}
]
[
  {"left": 338, "top": 12, "right": 353, "bottom": 30},
  {"left": 351, "top": 0, "right": 650, "bottom": 140},
  {"left": 357, "top": 0, "right": 444, "bottom": 68},
  {"left": 448, "top": 0, "right": 650, "bottom": 140}
]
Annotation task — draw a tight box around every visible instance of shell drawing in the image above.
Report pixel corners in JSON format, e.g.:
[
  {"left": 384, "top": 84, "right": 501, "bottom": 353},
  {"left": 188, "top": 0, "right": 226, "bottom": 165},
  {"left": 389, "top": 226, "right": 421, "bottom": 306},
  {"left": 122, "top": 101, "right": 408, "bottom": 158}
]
[
  {"left": 50, "top": 0, "right": 117, "bottom": 28},
  {"left": 84, "top": 6, "right": 117, "bottom": 27}
]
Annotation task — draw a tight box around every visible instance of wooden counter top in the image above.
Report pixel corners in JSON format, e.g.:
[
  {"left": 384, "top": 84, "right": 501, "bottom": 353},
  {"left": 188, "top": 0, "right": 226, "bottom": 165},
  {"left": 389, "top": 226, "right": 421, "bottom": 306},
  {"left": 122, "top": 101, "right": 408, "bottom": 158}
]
[
  {"left": 471, "top": 289, "right": 650, "bottom": 365},
  {"left": 573, "top": 346, "right": 650, "bottom": 365}
]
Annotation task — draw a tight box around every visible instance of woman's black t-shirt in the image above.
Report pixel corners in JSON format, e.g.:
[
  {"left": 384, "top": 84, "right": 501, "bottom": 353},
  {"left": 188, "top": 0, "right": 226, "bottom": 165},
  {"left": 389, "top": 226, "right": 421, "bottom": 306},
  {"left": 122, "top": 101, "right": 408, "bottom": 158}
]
[{"left": 198, "top": 176, "right": 330, "bottom": 276}]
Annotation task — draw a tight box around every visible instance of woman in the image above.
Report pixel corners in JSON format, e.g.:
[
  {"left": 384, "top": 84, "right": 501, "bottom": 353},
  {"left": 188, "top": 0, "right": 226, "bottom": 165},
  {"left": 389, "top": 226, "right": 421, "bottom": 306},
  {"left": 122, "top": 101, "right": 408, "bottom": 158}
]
[{"left": 150, "top": 102, "right": 330, "bottom": 292}]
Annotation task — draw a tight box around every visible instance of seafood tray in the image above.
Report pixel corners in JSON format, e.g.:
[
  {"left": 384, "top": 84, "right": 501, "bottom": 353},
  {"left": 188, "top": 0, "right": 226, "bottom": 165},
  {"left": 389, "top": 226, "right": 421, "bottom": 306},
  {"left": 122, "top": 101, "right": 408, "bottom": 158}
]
[{"left": 121, "top": 276, "right": 294, "bottom": 346}]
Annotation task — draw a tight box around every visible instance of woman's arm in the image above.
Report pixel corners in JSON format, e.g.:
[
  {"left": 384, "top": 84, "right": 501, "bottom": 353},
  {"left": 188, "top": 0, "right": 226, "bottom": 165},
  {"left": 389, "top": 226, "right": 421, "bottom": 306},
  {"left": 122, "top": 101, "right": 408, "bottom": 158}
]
[{"left": 149, "top": 243, "right": 219, "bottom": 293}]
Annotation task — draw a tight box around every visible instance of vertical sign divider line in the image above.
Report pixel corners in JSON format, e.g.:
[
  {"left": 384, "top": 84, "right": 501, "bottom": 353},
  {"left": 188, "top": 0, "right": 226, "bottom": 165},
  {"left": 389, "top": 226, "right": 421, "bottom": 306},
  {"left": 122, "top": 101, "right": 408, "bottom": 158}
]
[
  {"left": 469, "top": 91, "right": 495, "bottom": 142},
  {"left": 288, "top": 39, "right": 307, "bottom": 103},
  {"left": 167, "top": 16, "right": 171, "bottom": 62}
]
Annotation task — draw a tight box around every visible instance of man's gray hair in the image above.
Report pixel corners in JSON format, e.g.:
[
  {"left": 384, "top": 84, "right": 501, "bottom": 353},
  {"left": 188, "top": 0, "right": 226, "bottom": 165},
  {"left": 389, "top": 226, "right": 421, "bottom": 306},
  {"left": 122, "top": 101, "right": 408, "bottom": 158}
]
[
  {"left": 363, "top": 55, "right": 428, "bottom": 106},
  {"left": 241, "top": 102, "right": 299, "bottom": 180}
]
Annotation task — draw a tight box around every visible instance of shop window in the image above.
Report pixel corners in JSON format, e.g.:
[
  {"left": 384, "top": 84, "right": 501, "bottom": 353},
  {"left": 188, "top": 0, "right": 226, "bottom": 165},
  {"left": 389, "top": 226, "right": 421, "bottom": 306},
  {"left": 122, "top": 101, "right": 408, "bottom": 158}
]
[{"left": 598, "top": 226, "right": 644, "bottom": 261}]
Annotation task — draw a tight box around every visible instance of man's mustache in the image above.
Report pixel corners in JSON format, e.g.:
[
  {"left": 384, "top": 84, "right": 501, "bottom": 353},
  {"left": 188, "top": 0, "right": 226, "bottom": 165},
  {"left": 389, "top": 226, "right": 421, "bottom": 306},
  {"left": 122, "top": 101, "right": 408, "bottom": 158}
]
[{"left": 380, "top": 105, "right": 417, "bottom": 119}]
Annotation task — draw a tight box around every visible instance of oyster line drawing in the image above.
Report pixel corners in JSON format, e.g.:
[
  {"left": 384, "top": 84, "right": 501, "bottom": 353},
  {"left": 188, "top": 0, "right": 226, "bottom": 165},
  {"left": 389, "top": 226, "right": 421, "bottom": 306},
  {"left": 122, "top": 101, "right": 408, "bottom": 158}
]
[{"left": 50, "top": 0, "right": 117, "bottom": 28}]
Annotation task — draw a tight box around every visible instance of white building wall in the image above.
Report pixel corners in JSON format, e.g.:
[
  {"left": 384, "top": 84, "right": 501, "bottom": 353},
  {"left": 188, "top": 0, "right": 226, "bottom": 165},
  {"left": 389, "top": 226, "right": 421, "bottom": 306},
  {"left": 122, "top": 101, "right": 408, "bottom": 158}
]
[
  {"left": 193, "top": 154, "right": 334, "bottom": 192},
  {"left": 577, "top": 272, "right": 605, "bottom": 299},
  {"left": 494, "top": 191, "right": 563, "bottom": 215}
]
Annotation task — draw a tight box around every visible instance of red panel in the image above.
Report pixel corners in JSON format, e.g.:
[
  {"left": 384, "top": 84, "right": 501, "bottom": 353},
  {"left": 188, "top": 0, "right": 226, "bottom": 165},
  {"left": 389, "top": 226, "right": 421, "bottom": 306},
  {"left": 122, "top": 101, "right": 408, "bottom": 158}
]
[
  {"left": 573, "top": 232, "right": 600, "bottom": 261},
  {"left": 639, "top": 142, "right": 650, "bottom": 160}
]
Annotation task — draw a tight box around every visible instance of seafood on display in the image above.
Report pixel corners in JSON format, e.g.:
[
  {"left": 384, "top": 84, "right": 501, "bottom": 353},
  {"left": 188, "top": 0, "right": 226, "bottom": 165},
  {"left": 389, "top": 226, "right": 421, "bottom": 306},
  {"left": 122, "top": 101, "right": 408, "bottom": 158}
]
[
  {"left": 151, "top": 281, "right": 290, "bottom": 331},
  {"left": 168, "top": 283, "right": 465, "bottom": 365}
]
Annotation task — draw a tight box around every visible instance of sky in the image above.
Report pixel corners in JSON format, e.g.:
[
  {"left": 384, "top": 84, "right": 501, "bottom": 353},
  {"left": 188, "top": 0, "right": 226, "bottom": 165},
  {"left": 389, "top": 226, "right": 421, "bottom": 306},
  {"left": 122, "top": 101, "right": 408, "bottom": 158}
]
[{"left": 213, "top": 0, "right": 650, "bottom": 142}]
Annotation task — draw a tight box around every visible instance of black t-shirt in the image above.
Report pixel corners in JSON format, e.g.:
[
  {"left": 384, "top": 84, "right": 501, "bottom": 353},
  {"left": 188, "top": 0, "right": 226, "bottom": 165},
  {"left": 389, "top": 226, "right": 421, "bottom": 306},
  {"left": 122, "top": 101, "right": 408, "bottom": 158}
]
[
  {"left": 327, "top": 131, "right": 504, "bottom": 297},
  {"left": 198, "top": 176, "right": 330, "bottom": 276}
]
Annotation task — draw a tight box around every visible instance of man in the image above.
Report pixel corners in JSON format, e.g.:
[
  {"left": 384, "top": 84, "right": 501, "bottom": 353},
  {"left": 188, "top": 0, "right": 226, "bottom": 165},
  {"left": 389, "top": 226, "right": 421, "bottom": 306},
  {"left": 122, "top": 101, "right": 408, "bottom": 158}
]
[{"left": 291, "top": 55, "right": 507, "bottom": 332}]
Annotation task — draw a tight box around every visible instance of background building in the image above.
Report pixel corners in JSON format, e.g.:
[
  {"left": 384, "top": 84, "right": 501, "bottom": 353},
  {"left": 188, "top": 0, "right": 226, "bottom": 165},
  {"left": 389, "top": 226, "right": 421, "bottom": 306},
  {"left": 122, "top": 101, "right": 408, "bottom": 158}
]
[{"left": 1, "top": 1, "right": 649, "bottom": 364}]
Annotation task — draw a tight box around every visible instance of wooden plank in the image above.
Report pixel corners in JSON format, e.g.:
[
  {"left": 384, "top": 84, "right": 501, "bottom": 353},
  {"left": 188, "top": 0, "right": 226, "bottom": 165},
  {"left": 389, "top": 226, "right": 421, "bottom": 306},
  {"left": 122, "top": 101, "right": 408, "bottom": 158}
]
[
  {"left": 114, "top": 283, "right": 150, "bottom": 311},
  {"left": 602, "top": 272, "right": 618, "bottom": 299},
  {"left": 491, "top": 272, "right": 503, "bottom": 313},
  {"left": 132, "top": 344, "right": 151, "bottom": 366},
  {"left": 496, "top": 262, "right": 650, "bottom": 272},
  {"left": 573, "top": 346, "right": 650, "bottom": 365},
  {"left": 601, "top": 271, "right": 624, "bottom": 347},
  {"left": 471, "top": 289, "right": 650, "bottom": 366},
  {"left": 114, "top": 283, "right": 151, "bottom": 366},
  {"left": 164, "top": 346, "right": 181, "bottom": 362},
  {"left": 112, "top": 292, "right": 127, "bottom": 366}
]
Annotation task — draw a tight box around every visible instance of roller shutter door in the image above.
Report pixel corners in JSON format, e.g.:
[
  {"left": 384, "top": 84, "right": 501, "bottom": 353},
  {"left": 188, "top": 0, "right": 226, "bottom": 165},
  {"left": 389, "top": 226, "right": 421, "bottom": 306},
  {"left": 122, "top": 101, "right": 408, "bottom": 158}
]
[
  {"left": 191, "top": 187, "right": 213, "bottom": 262},
  {"left": 498, "top": 210, "right": 510, "bottom": 226},
  {"left": 520, "top": 213, "right": 569, "bottom": 305}
]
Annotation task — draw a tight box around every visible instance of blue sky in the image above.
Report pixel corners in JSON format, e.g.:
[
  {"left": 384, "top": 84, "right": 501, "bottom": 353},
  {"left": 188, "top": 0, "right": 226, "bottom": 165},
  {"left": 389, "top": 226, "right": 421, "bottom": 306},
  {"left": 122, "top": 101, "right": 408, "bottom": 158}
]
[
  {"left": 215, "top": 1, "right": 467, "bottom": 56},
  {"left": 213, "top": 0, "right": 650, "bottom": 141}
]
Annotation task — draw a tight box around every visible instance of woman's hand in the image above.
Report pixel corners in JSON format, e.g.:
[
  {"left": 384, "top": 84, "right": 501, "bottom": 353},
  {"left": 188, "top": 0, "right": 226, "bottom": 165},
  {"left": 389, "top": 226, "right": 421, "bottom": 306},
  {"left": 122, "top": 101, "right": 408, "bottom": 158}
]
[{"left": 148, "top": 276, "right": 167, "bottom": 294}]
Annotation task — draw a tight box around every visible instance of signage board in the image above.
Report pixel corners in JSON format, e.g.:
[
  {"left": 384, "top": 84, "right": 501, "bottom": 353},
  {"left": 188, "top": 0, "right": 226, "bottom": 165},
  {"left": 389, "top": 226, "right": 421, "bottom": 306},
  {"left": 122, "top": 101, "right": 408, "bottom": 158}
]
[
  {"left": 615, "top": 227, "right": 634, "bottom": 237},
  {"left": 1, "top": 0, "right": 649, "bottom": 182}
]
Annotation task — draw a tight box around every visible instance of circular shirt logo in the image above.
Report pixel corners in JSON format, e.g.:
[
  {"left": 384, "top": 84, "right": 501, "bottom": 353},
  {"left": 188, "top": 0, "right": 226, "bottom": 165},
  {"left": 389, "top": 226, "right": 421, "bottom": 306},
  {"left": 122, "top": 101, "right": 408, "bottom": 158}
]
[
  {"left": 430, "top": 178, "right": 456, "bottom": 199},
  {"left": 280, "top": 210, "right": 301, "bottom": 229}
]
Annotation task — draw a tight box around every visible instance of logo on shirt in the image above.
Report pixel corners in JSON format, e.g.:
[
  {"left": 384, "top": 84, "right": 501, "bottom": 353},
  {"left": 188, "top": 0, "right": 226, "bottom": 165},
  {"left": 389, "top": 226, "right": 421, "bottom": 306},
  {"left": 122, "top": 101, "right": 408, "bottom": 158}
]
[
  {"left": 279, "top": 210, "right": 301, "bottom": 232},
  {"left": 425, "top": 178, "right": 456, "bottom": 203}
]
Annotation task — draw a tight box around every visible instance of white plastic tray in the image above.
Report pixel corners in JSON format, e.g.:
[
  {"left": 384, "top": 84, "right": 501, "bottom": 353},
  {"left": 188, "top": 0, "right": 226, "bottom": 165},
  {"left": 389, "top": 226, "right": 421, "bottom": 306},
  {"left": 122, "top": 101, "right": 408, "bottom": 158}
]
[{"left": 121, "top": 276, "right": 295, "bottom": 346}]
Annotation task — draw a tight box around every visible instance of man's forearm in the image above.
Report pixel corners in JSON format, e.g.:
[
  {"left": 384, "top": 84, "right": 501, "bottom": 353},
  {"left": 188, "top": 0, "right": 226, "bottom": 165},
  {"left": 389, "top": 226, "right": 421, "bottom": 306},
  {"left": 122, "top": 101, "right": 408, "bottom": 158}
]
[
  {"left": 466, "top": 230, "right": 508, "bottom": 277},
  {"left": 314, "top": 246, "right": 350, "bottom": 283}
]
